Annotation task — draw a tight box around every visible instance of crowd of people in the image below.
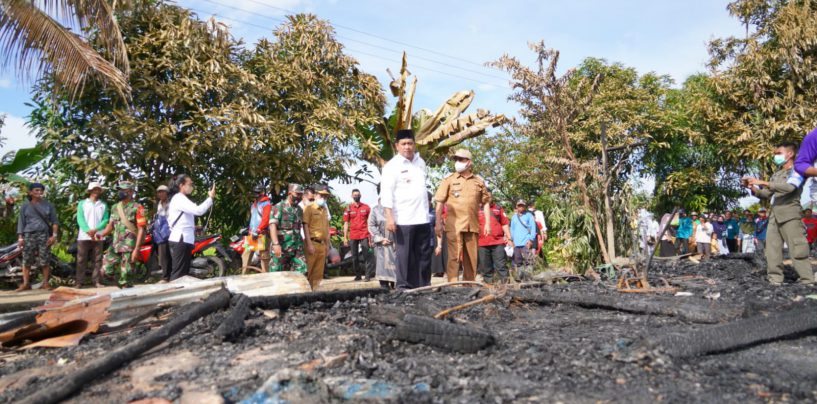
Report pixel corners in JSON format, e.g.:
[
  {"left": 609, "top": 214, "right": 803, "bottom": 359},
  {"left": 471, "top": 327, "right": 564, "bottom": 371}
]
[
  {"left": 13, "top": 128, "right": 550, "bottom": 292},
  {"left": 15, "top": 175, "right": 215, "bottom": 291},
  {"left": 641, "top": 141, "right": 816, "bottom": 285},
  {"left": 639, "top": 209, "right": 769, "bottom": 260},
  {"left": 17, "top": 135, "right": 817, "bottom": 290}
]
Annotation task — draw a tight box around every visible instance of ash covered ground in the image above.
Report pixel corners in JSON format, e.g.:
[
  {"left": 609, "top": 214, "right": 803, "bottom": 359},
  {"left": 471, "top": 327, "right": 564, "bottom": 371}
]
[{"left": 1, "top": 255, "right": 816, "bottom": 403}]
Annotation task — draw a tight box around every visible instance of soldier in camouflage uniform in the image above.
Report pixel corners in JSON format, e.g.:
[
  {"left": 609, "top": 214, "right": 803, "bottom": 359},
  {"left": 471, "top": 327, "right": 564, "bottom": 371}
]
[
  {"left": 99, "top": 181, "right": 147, "bottom": 287},
  {"left": 270, "top": 183, "right": 307, "bottom": 273}
]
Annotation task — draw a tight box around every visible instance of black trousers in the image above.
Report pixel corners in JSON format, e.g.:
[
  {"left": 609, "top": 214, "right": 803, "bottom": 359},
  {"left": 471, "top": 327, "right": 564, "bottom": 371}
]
[
  {"left": 350, "top": 238, "right": 374, "bottom": 279},
  {"left": 394, "top": 224, "right": 432, "bottom": 290},
  {"left": 156, "top": 242, "right": 172, "bottom": 281},
  {"left": 169, "top": 241, "right": 194, "bottom": 281},
  {"left": 674, "top": 237, "right": 689, "bottom": 254},
  {"left": 726, "top": 238, "right": 738, "bottom": 253},
  {"left": 479, "top": 244, "right": 507, "bottom": 282}
]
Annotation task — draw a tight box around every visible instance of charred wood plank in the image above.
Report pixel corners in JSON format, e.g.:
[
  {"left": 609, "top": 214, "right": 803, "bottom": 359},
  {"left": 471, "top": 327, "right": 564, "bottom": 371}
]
[
  {"left": 512, "top": 290, "right": 742, "bottom": 324},
  {"left": 215, "top": 293, "right": 251, "bottom": 341},
  {"left": 651, "top": 305, "right": 817, "bottom": 358},
  {"left": 393, "top": 314, "right": 495, "bottom": 353},
  {"left": 251, "top": 288, "right": 387, "bottom": 310}
]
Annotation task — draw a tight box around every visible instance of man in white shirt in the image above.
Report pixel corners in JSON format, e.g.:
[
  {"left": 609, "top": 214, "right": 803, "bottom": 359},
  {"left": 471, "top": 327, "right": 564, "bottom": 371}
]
[
  {"left": 76, "top": 181, "right": 109, "bottom": 288},
  {"left": 380, "top": 129, "right": 431, "bottom": 290},
  {"left": 167, "top": 174, "right": 215, "bottom": 280}
]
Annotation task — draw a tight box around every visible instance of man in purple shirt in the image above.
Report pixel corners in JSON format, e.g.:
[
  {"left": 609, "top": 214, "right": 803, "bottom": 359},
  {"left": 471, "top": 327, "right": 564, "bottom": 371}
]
[{"left": 794, "top": 127, "right": 817, "bottom": 177}]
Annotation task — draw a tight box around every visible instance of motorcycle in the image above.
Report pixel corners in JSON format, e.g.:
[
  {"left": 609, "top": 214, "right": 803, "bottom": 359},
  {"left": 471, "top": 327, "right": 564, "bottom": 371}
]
[
  {"left": 227, "top": 226, "right": 355, "bottom": 275},
  {"left": 133, "top": 230, "right": 231, "bottom": 281},
  {"left": 0, "top": 242, "right": 74, "bottom": 288}
]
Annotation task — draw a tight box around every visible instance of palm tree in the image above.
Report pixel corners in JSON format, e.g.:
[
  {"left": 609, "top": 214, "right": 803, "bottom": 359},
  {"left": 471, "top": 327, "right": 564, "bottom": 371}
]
[{"left": 0, "top": 0, "right": 130, "bottom": 100}]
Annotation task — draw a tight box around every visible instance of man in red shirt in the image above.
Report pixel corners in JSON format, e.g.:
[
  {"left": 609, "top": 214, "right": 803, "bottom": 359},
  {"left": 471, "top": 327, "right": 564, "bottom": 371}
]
[
  {"left": 343, "top": 189, "right": 373, "bottom": 281},
  {"left": 478, "top": 199, "right": 511, "bottom": 283},
  {"left": 802, "top": 208, "right": 817, "bottom": 255}
]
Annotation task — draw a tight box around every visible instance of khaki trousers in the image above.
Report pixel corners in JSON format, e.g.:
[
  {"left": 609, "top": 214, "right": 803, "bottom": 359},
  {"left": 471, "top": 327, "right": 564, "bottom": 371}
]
[
  {"left": 445, "top": 231, "right": 479, "bottom": 282},
  {"left": 306, "top": 242, "right": 327, "bottom": 290},
  {"left": 766, "top": 218, "right": 815, "bottom": 284}
]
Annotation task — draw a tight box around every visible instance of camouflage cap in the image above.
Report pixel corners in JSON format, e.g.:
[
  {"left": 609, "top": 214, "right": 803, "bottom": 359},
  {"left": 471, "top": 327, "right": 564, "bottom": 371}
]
[
  {"left": 117, "top": 181, "right": 135, "bottom": 190},
  {"left": 288, "top": 183, "right": 304, "bottom": 194}
]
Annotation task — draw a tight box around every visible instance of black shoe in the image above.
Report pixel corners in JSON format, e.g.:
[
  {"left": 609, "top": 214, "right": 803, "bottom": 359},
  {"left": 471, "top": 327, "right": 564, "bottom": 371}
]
[{"left": 353, "top": 276, "right": 363, "bottom": 281}]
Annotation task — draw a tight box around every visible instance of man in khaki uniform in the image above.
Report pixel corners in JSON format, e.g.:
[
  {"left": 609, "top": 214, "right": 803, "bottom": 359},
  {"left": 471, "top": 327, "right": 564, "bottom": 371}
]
[
  {"left": 303, "top": 184, "right": 331, "bottom": 290},
  {"left": 435, "top": 149, "right": 491, "bottom": 282},
  {"left": 745, "top": 141, "right": 815, "bottom": 285}
]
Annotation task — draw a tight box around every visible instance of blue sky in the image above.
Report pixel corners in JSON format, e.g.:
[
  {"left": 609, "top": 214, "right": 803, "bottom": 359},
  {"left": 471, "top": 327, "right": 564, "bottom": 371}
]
[{"left": 0, "top": 0, "right": 747, "bottom": 205}]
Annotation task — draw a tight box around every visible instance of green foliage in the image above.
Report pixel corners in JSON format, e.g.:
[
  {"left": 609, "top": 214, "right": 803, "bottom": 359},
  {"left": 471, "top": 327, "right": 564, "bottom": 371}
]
[
  {"left": 705, "top": 0, "right": 817, "bottom": 170},
  {"left": 27, "top": 1, "right": 384, "bottom": 236},
  {"left": 0, "top": 145, "right": 45, "bottom": 178},
  {"left": 465, "top": 128, "right": 539, "bottom": 206},
  {"left": 543, "top": 198, "right": 598, "bottom": 273}
]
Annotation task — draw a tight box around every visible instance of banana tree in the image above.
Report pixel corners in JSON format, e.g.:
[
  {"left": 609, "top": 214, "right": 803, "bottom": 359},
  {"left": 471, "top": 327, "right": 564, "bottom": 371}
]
[
  {"left": 359, "top": 52, "right": 508, "bottom": 168},
  {"left": 0, "top": 145, "right": 45, "bottom": 183}
]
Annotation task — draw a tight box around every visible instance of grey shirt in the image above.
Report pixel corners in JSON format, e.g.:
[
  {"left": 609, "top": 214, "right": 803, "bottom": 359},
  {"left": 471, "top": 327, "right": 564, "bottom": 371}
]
[{"left": 17, "top": 200, "right": 58, "bottom": 235}]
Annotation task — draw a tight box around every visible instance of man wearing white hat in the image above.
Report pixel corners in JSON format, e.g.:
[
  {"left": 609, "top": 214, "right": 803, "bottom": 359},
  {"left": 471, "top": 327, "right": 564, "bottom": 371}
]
[{"left": 76, "top": 181, "right": 109, "bottom": 288}]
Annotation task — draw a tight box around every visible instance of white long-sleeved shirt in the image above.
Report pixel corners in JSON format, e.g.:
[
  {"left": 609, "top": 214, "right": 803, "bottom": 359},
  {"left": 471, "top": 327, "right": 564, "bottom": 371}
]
[
  {"left": 77, "top": 198, "right": 108, "bottom": 241},
  {"left": 168, "top": 193, "right": 213, "bottom": 244},
  {"left": 380, "top": 152, "right": 429, "bottom": 225},
  {"left": 695, "top": 222, "right": 713, "bottom": 244}
]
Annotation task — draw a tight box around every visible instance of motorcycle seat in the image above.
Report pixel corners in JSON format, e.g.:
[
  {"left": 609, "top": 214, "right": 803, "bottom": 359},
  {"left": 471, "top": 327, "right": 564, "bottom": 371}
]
[
  {"left": 0, "top": 244, "right": 18, "bottom": 255},
  {"left": 195, "top": 235, "right": 219, "bottom": 243}
]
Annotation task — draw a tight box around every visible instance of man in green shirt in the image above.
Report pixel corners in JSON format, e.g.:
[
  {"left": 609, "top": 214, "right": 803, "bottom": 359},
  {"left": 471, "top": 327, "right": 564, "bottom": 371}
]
[
  {"left": 98, "top": 181, "right": 146, "bottom": 288},
  {"left": 269, "top": 184, "right": 307, "bottom": 274},
  {"left": 76, "top": 182, "right": 109, "bottom": 288}
]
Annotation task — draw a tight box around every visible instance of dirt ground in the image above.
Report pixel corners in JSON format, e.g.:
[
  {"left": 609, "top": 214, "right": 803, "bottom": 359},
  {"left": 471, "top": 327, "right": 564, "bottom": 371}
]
[{"left": 1, "top": 255, "right": 816, "bottom": 403}]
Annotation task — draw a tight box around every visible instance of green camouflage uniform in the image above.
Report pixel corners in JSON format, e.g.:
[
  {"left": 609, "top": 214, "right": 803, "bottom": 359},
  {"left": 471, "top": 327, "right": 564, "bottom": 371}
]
[
  {"left": 269, "top": 200, "right": 307, "bottom": 273},
  {"left": 102, "top": 201, "right": 145, "bottom": 286}
]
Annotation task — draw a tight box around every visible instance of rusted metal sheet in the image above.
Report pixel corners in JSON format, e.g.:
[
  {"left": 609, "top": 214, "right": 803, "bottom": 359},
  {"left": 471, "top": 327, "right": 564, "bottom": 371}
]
[{"left": 0, "top": 294, "right": 111, "bottom": 348}]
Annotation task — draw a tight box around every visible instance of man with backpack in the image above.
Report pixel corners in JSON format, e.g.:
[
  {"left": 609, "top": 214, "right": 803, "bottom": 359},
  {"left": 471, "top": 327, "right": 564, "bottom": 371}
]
[
  {"left": 76, "top": 181, "right": 109, "bottom": 288},
  {"left": 98, "top": 181, "right": 147, "bottom": 288},
  {"left": 510, "top": 199, "right": 537, "bottom": 279},
  {"left": 154, "top": 185, "right": 172, "bottom": 283},
  {"left": 16, "top": 182, "right": 59, "bottom": 291},
  {"left": 242, "top": 185, "right": 272, "bottom": 272}
]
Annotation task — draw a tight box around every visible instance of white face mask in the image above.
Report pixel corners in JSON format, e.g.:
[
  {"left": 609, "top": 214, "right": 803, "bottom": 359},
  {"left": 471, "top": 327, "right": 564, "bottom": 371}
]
[
  {"left": 454, "top": 161, "right": 469, "bottom": 173},
  {"left": 315, "top": 197, "right": 326, "bottom": 207}
]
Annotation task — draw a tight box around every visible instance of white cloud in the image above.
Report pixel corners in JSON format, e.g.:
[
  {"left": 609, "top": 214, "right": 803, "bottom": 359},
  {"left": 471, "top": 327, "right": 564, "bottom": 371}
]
[
  {"left": 0, "top": 114, "right": 37, "bottom": 155},
  {"left": 0, "top": 79, "right": 11, "bottom": 89}
]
